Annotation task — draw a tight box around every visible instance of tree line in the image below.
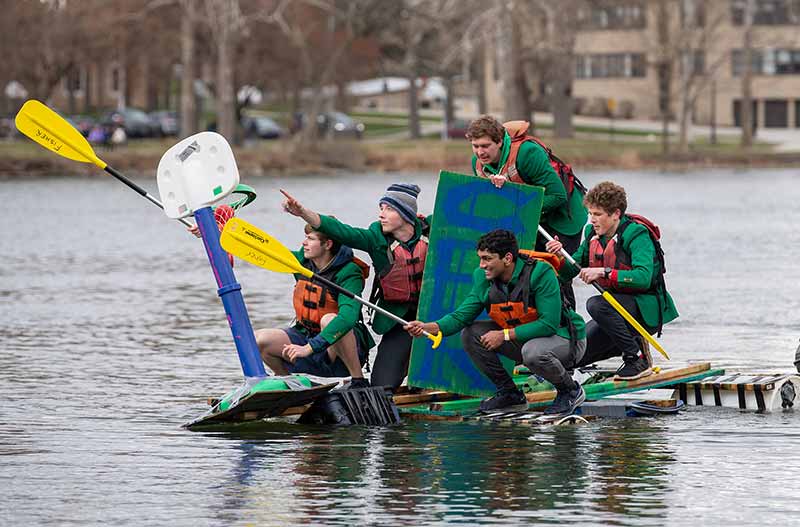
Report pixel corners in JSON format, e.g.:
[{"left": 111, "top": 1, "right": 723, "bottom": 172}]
[{"left": 1, "top": 0, "right": 770, "bottom": 152}]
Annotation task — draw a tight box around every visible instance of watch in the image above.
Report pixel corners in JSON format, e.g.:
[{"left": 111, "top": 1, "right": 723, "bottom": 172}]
[{"left": 604, "top": 267, "right": 612, "bottom": 279}]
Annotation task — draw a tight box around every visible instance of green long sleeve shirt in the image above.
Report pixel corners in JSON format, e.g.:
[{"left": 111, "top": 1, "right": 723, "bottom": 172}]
[
  {"left": 291, "top": 250, "right": 374, "bottom": 352},
  {"left": 561, "top": 221, "right": 679, "bottom": 329},
  {"left": 472, "top": 141, "right": 587, "bottom": 236},
  {"left": 316, "top": 214, "right": 430, "bottom": 335},
  {"left": 435, "top": 258, "right": 586, "bottom": 343}
]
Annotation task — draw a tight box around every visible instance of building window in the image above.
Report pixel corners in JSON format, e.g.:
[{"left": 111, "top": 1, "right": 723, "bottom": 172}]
[
  {"left": 109, "top": 63, "right": 121, "bottom": 94},
  {"left": 681, "top": 0, "right": 706, "bottom": 27},
  {"left": 62, "top": 67, "right": 84, "bottom": 95},
  {"left": 731, "top": 0, "right": 800, "bottom": 25},
  {"left": 732, "top": 48, "right": 800, "bottom": 75},
  {"left": 686, "top": 51, "right": 705, "bottom": 75},
  {"left": 577, "top": 2, "right": 646, "bottom": 29},
  {"left": 576, "top": 53, "right": 647, "bottom": 79}
]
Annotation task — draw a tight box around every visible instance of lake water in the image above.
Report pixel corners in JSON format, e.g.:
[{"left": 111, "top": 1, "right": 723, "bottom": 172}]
[{"left": 1, "top": 168, "right": 799, "bottom": 526}]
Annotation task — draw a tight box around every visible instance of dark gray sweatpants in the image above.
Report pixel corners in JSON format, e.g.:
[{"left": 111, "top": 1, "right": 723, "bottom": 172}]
[{"left": 461, "top": 320, "right": 586, "bottom": 392}]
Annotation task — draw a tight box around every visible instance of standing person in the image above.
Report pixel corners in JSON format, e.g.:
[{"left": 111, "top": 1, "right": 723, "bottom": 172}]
[
  {"left": 406, "top": 229, "right": 587, "bottom": 415},
  {"left": 546, "top": 181, "right": 678, "bottom": 380},
  {"left": 254, "top": 223, "right": 374, "bottom": 387},
  {"left": 281, "top": 184, "right": 429, "bottom": 391},
  {"left": 465, "top": 115, "right": 587, "bottom": 307}
]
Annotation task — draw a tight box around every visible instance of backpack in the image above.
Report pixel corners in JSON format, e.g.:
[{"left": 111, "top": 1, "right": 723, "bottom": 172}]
[{"left": 619, "top": 213, "right": 669, "bottom": 336}]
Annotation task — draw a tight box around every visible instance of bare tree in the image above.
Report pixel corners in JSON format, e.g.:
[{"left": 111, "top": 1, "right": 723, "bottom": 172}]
[
  {"left": 205, "top": 0, "right": 244, "bottom": 142},
  {"left": 740, "top": 0, "right": 755, "bottom": 147},
  {"left": 673, "top": 1, "right": 729, "bottom": 154},
  {"left": 521, "top": 0, "right": 584, "bottom": 138},
  {"left": 260, "top": 0, "right": 393, "bottom": 148},
  {"left": 180, "top": 0, "right": 197, "bottom": 137}
]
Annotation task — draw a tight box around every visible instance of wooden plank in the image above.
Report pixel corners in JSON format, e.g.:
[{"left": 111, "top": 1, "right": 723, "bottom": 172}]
[
  {"left": 413, "top": 364, "right": 718, "bottom": 416},
  {"left": 392, "top": 390, "right": 462, "bottom": 406}
]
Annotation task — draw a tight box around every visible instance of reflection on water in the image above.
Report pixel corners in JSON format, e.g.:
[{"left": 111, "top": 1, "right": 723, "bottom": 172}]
[{"left": 1, "top": 170, "right": 799, "bottom": 525}]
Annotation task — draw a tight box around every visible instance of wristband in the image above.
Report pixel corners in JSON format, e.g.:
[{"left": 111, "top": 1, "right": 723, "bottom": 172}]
[{"left": 503, "top": 328, "right": 510, "bottom": 341}]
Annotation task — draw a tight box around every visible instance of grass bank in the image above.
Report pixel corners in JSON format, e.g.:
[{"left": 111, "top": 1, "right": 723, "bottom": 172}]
[{"left": 0, "top": 134, "right": 792, "bottom": 178}]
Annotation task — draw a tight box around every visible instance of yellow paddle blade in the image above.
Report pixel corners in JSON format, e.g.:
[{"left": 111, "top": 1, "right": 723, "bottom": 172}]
[
  {"left": 601, "top": 291, "right": 670, "bottom": 360},
  {"left": 220, "top": 217, "right": 313, "bottom": 278},
  {"left": 14, "top": 99, "right": 106, "bottom": 168}
]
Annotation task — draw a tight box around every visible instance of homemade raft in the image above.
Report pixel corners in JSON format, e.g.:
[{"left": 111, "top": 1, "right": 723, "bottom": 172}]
[
  {"left": 397, "top": 363, "right": 721, "bottom": 422},
  {"left": 673, "top": 372, "right": 799, "bottom": 412}
]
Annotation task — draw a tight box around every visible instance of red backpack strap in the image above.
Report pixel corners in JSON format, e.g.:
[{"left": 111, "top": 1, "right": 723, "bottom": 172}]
[{"left": 626, "top": 213, "right": 661, "bottom": 240}]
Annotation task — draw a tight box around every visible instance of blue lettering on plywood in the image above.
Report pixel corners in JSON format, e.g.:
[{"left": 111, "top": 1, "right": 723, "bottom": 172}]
[{"left": 408, "top": 171, "right": 543, "bottom": 396}]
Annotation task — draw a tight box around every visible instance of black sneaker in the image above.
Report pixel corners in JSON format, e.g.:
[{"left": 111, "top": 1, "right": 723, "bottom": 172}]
[
  {"left": 543, "top": 384, "right": 586, "bottom": 415},
  {"left": 615, "top": 357, "right": 653, "bottom": 381},
  {"left": 637, "top": 336, "right": 653, "bottom": 370},
  {"left": 347, "top": 377, "right": 371, "bottom": 390},
  {"left": 478, "top": 388, "right": 528, "bottom": 413}
]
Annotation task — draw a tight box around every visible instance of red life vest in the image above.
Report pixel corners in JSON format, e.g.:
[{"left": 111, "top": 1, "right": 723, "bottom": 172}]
[
  {"left": 378, "top": 235, "right": 429, "bottom": 303},
  {"left": 474, "top": 121, "right": 586, "bottom": 201},
  {"left": 487, "top": 250, "right": 562, "bottom": 329},
  {"left": 587, "top": 215, "right": 662, "bottom": 294},
  {"left": 292, "top": 257, "right": 370, "bottom": 332}
]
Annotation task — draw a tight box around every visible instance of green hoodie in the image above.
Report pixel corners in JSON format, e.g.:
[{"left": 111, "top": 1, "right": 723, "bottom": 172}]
[
  {"left": 561, "top": 219, "right": 679, "bottom": 329},
  {"left": 316, "top": 214, "right": 430, "bottom": 334},
  {"left": 291, "top": 246, "right": 375, "bottom": 353},
  {"left": 435, "top": 257, "right": 586, "bottom": 343},
  {"left": 472, "top": 135, "right": 586, "bottom": 236}
]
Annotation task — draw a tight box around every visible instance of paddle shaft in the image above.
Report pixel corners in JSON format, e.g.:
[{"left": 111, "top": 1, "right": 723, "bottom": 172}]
[
  {"left": 104, "top": 165, "right": 193, "bottom": 228},
  {"left": 537, "top": 225, "right": 670, "bottom": 360},
  {"left": 308, "top": 272, "right": 429, "bottom": 335}
]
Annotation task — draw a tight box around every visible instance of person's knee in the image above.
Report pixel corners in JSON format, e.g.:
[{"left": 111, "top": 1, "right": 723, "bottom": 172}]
[
  {"left": 319, "top": 313, "right": 336, "bottom": 330},
  {"left": 522, "top": 345, "right": 548, "bottom": 369},
  {"left": 586, "top": 295, "right": 609, "bottom": 318},
  {"left": 460, "top": 324, "right": 483, "bottom": 352}
]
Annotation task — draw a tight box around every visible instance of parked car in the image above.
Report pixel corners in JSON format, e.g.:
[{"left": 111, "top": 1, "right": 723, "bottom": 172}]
[
  {"left": 445, "top": 118, "right": 470, "bottom": 139},
  {"left": 241, "top": 115, "right": 285, "bottom": 139},
  {"left": 102, "top": 107, "right": 159, "bottom": 138},
  {"left": 317, "top": 111, "right": 365, "bottom": 139},
  {"left": 149, "top": 110, "right": 179, "bottom": 137}
]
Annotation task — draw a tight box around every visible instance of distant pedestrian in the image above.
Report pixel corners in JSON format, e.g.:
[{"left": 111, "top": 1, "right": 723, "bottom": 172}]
[
  {"left": 110, "top": 126, "right": 127, "bottom": 150},
  {"left": 88, "top": 124, "right": 107, "bottom": 147}
]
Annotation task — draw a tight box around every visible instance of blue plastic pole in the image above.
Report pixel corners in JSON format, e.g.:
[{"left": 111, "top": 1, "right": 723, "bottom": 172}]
[{"left": 195, "top": 206, "right": 267, "bottom": 380}]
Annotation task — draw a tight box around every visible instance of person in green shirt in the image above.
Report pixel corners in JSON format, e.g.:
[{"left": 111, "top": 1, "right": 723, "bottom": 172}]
[
  {"left": 546, "top": 181, "right": 679, "bottom": 380},
  {"left": 254, "top": 223, "right": 374, "bottom": 388},
  {"left": 280, "top": 184, "right": 430, "bottom": 391},
  {"left": 466, "top": 115, "right": 587, "bottom": 309},
  {"left": 406, "top": 229, "right": 587, "bottom": 415}
]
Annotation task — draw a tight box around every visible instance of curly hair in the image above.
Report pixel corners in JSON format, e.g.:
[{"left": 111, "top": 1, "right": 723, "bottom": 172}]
[
  {"left": 476, "top": 229, "right": 519, "bottom": 260},
  {"left": 584, "top": 181, "right": 627, "bottom": 215},
  {"left": 466, "top": 115, "right": 505, "bottom": 143}
]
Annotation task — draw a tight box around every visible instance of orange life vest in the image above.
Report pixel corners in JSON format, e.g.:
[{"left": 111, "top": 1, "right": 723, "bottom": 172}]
[
  {"left": 292, "top": 257, "right": 369, "bottom": 332},
  {"left": 474, "top": 121, "right": 585, "bottom": 202},
  {"left": 487, "top": 250, "right": 562, "bottom": 329},
  {"left": 377, "top": 234, "right": 429, "bottom": 304}
]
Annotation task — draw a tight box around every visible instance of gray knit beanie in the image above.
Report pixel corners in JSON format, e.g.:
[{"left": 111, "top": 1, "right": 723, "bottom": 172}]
[{"left": 379, "top": 183, "right": 421, "bottom": 224}]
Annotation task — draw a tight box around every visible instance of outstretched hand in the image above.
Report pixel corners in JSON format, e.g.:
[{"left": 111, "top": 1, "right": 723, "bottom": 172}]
[{"left": 280, "top": 189, "right": 305, "bottom": 217}]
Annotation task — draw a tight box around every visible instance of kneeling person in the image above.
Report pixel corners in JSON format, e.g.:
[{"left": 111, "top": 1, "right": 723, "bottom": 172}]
[
  {"left": 255, "top": 224, "right": 374, "bottom": 388},
  {"left": 546, "top": 181, "right": 678, "bottom": 380},
  {"left": 406, "top": 229, "right": 587, "bottom": 415}
]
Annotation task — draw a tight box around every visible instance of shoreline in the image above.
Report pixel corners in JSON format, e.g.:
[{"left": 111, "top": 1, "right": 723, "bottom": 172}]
[{"left": 2, "top": 138, "right": 798, "bottom": 178}]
